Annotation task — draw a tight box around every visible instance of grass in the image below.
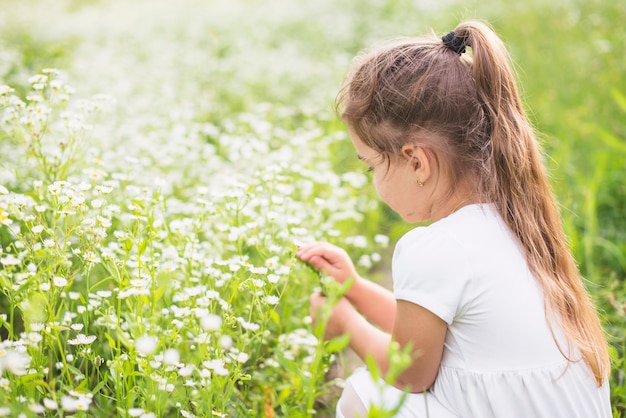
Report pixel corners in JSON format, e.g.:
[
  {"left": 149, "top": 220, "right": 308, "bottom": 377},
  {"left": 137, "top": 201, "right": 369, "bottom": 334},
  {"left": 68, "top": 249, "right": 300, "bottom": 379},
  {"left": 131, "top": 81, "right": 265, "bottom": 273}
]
[{"left": 0, "top": 0, "right": 624, "bottom": 416}]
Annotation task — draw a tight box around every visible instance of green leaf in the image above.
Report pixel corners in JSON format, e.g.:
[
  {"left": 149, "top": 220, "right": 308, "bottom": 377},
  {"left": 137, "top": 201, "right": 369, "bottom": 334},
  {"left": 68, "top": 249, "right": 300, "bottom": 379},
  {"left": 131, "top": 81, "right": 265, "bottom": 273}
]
[
  {"left": 269, "top": 308, "right": 280, "bottom": 326},
  {"left": 365, "top": 354, "right": 381, "bottom": 383},
  {"left": 104, "top": 332, "right": 117, "bottom": 349},
  {"left": 137, "top": 239, "right": 147, "bottom": 256},
  {"left": 325, "top": 333, "right": 350, "bottom": 353},
  {"left": 91, "top": 377, "right": 109, "bottom": 395}
]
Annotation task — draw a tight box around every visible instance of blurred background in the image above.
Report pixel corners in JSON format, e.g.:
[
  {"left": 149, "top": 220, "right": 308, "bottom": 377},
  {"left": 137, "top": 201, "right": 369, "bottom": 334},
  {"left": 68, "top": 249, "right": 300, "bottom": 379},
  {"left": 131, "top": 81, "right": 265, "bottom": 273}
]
[{"left": 1, "top": 0, "right": 625, "bottom": 413}]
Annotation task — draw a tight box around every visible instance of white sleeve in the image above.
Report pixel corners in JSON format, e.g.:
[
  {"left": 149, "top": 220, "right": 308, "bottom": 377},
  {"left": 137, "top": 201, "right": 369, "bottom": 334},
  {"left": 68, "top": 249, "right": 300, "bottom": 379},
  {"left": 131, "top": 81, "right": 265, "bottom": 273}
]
[{"left": 392, "top": 226, "right": 473, "bottom": 324}]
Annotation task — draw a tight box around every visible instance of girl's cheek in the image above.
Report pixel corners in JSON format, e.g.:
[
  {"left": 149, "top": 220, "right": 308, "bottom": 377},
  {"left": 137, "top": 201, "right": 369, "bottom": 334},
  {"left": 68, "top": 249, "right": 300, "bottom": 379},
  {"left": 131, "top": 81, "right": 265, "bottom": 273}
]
[
  {"left": 372, "top": 176, "right": 385, "bottom": 200},
  {"left": 371, "top": 175, "right": 380, "bottom": 194}
]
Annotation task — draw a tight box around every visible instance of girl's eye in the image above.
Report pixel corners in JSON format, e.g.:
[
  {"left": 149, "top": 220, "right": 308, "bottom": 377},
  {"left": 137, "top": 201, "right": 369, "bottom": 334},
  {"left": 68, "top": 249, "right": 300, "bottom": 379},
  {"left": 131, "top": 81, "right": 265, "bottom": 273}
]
[{"left": 366, "top": 166, "right": 374, "bottom": 173}]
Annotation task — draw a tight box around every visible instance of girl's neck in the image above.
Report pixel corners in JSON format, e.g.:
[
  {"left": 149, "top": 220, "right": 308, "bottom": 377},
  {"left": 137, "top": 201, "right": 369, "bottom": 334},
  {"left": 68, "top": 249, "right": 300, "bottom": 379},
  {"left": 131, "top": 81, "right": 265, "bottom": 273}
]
[{"left": 428, "top": 188, "right": 482, "bottom": 223}]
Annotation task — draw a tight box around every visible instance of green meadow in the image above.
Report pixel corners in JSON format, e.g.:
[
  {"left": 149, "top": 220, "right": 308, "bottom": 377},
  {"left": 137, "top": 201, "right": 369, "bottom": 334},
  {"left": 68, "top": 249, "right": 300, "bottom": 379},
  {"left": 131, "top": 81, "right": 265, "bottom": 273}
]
[{"left": 0, "top": 0, "right": 624, "bottom": 416}]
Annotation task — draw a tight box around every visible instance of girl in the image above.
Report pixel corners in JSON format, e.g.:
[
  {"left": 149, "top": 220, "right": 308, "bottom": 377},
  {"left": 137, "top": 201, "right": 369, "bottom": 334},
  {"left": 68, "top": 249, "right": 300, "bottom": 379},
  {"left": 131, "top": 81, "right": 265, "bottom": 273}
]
[{"left": 297, "top": 20, "right": 611, "bottom": 417}]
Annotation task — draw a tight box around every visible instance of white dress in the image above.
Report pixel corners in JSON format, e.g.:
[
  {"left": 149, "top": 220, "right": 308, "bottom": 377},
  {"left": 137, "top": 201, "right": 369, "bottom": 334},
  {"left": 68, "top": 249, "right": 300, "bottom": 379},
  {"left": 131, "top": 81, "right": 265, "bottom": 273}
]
[{"left": 339, "top": 204, "right": 611, "bottom": 418}]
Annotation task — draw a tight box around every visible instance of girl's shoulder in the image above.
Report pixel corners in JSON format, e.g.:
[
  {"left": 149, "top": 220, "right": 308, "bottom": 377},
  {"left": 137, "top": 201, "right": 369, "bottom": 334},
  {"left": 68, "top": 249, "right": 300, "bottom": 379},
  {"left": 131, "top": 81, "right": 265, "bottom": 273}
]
[
  {"left": 393, "top": 202, "right": 521, "bottom": 272},
  {"left": 397, "top": 203, "right": 501, "bottom": 248}
]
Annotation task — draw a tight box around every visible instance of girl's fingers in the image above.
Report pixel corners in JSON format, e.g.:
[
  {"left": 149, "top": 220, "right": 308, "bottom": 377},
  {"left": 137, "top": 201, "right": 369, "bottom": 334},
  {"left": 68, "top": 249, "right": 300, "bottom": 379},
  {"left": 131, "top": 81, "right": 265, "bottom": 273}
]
[
  {"left": 308, "top": 255, "right": 328, "bottom": 270},
  {"left": 297, "top": 242, "right": 342, "bottom": 262},
  {"left": 297, "top": 242, "right": 327, "bottom": 260},
  {"left": 310, "top": 290, "right": 326, "bottom": 304}
]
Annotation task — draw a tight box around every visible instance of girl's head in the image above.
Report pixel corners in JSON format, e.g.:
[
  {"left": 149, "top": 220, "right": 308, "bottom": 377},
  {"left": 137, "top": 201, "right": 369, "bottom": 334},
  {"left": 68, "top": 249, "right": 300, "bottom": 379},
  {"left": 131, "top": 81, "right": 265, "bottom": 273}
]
[
  {"left": 338, "top": 20, "right": 610, "bottom": 385},
  {"left": 337, "top": 20, "right": 528, "bottom": 216}
]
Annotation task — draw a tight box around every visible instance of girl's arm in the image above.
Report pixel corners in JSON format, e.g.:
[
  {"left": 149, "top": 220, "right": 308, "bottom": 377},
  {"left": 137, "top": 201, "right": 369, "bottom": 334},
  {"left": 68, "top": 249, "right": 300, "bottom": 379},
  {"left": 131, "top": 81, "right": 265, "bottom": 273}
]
[
  {"left": 310, "top": 294, "right": 447, "bottom": 392},
  {"left": 391, "top": 300, "right": 447, "bottom": 391},
  {"left": 300, "top": 242, "right": 447, "bottom": 390},
  {"left": 344, "top": 275, "right": 396, "bottom": 332}
]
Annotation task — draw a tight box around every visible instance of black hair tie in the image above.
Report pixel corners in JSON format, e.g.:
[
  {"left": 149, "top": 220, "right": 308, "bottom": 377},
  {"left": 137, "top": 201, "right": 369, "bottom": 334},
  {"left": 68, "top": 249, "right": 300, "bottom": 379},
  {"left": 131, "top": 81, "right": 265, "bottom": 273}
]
[{"left": 442, "top": 31, "right": 467, "bottom": 55}]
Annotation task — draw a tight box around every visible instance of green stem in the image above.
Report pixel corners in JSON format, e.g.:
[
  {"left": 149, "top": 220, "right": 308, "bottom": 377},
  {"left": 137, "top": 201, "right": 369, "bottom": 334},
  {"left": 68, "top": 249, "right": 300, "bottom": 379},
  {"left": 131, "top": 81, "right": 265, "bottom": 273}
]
[{"left": 54, "top": 328, "right": 74, "bottom": 385}]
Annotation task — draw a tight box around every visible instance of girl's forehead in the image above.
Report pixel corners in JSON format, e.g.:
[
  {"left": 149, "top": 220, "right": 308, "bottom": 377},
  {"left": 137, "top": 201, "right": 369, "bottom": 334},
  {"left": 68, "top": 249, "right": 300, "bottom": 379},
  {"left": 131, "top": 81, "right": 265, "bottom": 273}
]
[{"left": 348, "top": 130, "right": 370, "bottom": 151}]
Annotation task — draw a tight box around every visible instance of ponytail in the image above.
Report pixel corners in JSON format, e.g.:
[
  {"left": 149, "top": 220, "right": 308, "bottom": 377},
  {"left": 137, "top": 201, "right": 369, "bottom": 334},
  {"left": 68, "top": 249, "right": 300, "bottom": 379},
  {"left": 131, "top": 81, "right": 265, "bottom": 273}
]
[
  {"left": 338, "top": 20, "right": 610, "bottom": 386},
  {"left": 454, "top": 21, "right": 610, "bottom": 385}
]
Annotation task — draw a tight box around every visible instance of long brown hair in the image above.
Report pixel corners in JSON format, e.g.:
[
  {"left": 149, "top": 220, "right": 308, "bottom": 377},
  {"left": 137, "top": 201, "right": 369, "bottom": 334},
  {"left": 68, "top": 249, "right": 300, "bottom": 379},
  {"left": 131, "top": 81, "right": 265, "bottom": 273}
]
[{"left": 337, "top": 20, "right": 609, "bottom": 385}]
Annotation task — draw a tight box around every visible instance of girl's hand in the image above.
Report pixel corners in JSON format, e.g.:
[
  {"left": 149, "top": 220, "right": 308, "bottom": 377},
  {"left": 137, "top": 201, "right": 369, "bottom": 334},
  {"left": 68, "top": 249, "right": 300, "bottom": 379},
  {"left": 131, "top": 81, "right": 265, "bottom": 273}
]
[
  {"left": 309, "top": 291, "right": 357, "bottom": 341},
  {"left": 297, "top": 242, "right": 360, "bottom": 286}
]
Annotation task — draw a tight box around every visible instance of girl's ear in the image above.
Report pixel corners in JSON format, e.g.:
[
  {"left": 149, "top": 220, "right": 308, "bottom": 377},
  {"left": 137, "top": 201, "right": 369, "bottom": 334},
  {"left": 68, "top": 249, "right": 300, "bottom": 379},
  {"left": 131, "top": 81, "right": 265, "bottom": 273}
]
[{"left": 401, "top": 144, "right": 431, "bottom": 183}]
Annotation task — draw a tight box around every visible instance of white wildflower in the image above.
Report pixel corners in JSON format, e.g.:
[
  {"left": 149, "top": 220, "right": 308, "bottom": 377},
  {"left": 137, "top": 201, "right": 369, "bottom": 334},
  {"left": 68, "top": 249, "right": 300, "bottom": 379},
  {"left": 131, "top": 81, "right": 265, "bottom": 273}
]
[
  {"left": 29, "top": 403, "right": 45, "bottom": 414},
  {"left": 30, "top": 323, "right": 45, "bottom": 332},
  {"left": 53, "top": 276, "right": 68, "bottom": 288},
  {"left": 265, "top": 256, "right": 279, "bottom": 269},
  {"left": 61, "top": 396, "right": 76, "bottom": 411},
  {"left": 95, "top": 185, "right": 113, "bottom": 194},
  {"left": 135, "top": 336, "right": 158, "bottom": 356},
  {"left": 346, "top": 235, "right": 367, "bottom": 248},
  {"left": 178, "top": 365, "right": 194, "bottom": 377},
  {"left": 0, "top": 255, "right": 20, "bottom": 266},
  {"left": 43, "top": 398, "right": 58, "bottom": 409},
  {"left": 0, "top": 211, "right": 11, "bottom": 226},
  {"left": 276, "top": 265, "right": 290, "bottom": 275},
  {"left": 219, "top": 335, "right": 233, "bottom": 349},
  {"left": 249, "top": 266, "right": 267, "bottom": 275},
  {"left": 77, "top": 182, "right": 91, "bottom": 191},
  {"left": 374, "top": 234, "right": 389, "bottom": 246},
  {"left": 236, "top": 317, "right": 260, "bottom": 331},
  {"left": 163, "top": 349, "right": 180, "bottom": 365},
  {"left": 1, "top": 350, "right": 30, "bottom": 375},
  {"left": 200, "top": 314, "right": 222, "bottom": 331},
  {"left": 265, "top": 295, "right": 279, "bottom": 305},
  {"left": 75, "top": 395, "right": 92, "bottom": 411},
  {"left": 204, "top": 359, "right": 228, "bottom": 376},
  {"left": 357, "top": 254, "right": 372, "bottom": 269},
  {"left": 67, "top": 334, "right": 96, "bottom": 345}
]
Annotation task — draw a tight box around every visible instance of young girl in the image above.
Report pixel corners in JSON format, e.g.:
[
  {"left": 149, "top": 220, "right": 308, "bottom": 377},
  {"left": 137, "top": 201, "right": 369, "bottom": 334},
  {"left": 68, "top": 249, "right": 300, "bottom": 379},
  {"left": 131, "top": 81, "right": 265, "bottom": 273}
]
[{"left": 297, "top": 20, "right": 611, "bottom": 417}]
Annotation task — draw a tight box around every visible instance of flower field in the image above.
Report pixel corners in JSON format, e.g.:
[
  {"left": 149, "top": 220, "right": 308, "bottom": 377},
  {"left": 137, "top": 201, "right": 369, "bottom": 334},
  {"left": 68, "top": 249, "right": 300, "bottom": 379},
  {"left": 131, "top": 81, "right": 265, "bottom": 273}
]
[{"left": 0, "top": 0, "right": 625, "bottom": 416}]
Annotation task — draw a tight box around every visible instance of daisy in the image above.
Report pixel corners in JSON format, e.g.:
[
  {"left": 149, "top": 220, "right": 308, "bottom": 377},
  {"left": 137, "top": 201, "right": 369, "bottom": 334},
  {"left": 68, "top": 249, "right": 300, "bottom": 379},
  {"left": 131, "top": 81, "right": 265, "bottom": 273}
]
[{"left": 67, "top": 334, "right": 97, "bottom": 345}]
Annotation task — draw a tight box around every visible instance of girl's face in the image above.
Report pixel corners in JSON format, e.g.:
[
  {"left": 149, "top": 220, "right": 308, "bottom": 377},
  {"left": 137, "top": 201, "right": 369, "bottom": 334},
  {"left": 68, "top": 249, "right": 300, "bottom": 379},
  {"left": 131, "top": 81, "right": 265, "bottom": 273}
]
[{"left": 350, "top": 134, "right": 426, "bottom": 223}]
